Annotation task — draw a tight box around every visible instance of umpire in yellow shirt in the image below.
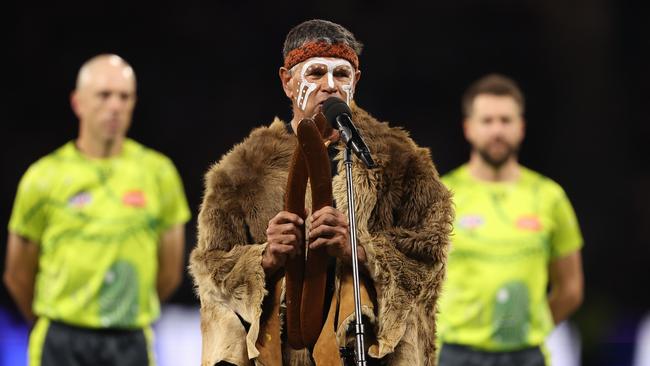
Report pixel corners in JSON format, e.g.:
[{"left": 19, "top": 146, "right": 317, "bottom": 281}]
[
  {"left": 437, "top": 74, "right": 584, "bottom": 366},
  {"left": 3, "top": 54, "right": 190, "bottom": 366}
]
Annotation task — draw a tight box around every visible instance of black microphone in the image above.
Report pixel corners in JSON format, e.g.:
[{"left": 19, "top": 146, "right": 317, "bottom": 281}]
[{"left": 322, "top": 97, "right": 376, "bottom": 168}]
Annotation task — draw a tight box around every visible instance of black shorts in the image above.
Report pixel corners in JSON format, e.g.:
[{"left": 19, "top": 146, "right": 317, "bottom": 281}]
[
  {"left": 29, "top": 318, "right": 152, "bottom": 366},
  {"left": 438, "top": 343, "right": 546, "bottom": 366}
]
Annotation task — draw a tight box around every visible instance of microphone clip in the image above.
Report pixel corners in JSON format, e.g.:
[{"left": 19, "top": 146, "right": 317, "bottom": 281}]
[
  {"left": 335, "top": 115, "right": 376, "bottom": 169},
  {"left": 322, "top": 97, "right": 377, "bottom": 169}
]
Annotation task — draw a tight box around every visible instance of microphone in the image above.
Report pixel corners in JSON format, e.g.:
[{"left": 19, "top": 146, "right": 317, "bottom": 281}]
[{"left": 322, "top": 97, "right": 377, "bottom": 168}]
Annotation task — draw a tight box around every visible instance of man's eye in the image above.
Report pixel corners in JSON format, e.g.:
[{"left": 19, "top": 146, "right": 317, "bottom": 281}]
[
  {"left": 98, "top": 91, "right": 111, "bottom": 99},
  {"left": 334, "top": 71, "right": 350, "bottom": 78}
]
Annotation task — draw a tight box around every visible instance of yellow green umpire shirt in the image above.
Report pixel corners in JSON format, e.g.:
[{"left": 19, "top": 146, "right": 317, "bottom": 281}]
[
  {"left": 438, "top": 164, "right": 583, "bottom": 351},
  {"left": 8, "top": 139, "right": 191, "bottom": 329}
]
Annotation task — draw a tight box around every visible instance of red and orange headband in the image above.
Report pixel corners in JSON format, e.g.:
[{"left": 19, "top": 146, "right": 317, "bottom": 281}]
[{"left": 284, "top": 41, "right": 359, "bottom": 70}]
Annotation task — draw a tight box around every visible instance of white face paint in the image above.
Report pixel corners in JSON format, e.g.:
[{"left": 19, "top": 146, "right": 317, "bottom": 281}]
[{"left": 293, "top": 57, "right": 355, "bottom": 111}]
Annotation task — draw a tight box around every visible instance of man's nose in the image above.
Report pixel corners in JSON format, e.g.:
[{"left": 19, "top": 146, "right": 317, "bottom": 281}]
[
  {"left": 320, "top": 79, "right": 337, "bottom": 93},
  {"left": 489, "top": 120, "right": 507, "bottom": 134},
  {"left": 316, "top": 72, "right": 336, "bottom": 92},
  {"left": 107, "top": 95, "right": 125, "bottom": 110}
]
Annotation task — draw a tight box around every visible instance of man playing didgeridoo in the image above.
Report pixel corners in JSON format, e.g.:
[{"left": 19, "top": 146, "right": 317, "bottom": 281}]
[{"left": 189, "top": 19, "right": 453, "bottom": 365}]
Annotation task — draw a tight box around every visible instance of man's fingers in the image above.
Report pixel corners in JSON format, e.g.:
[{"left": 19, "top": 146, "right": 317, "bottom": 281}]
[
  {"left": 311, "top": 214, "right": 338, "bottom": 228},
  {"left": 309, "top": 225, "right": 331, "bottom": 239},
  {"left": 275, "top": 234, "right": 298, "bottom": 245},
  {"left": 270, "top": 234, "right": 303, "bottom": 250},
  {"left": 309, "top": 224, "right": 347, "bottom": 240},
  {"left": 273, "top": 243, "right": 297, "bottom": 254},
  {"left": 309, "top": 235, "right": 346, "bottom": 251},
  {"left": 270, "top": 242, "right": 300, "bottom": 257},
  {"left": 310, "top": 210, "right": 347, "bottom": 228},
  {"left": 310, "top": 206, "right": 339, "bottom": 221},
  {"left": 268, "top": 222, "right": 303, "bottom": 236},
  {"left": 308, "top": 237, "right": 330, "bottom": 250},
  {"left": 270, "top": 211, "right": 304, "bottom": 226}
]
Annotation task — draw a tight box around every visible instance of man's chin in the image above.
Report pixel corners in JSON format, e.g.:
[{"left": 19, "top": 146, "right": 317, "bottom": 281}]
[
  {"left": 479, "top": 150, "right": 511, "bottom": 169},
  {"left": 99, "top": 132, "right": 124, "bottom": 145},
  {"left": 297, "top": 105, "right": 323, "bottom": 120}
]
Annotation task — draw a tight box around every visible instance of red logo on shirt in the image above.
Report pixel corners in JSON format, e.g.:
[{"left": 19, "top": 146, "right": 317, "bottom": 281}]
[
  {"left": 516, "top": 215, "right": 542, "bottom": 231},
  {"left": 122, "top": 190, "right": 146, "bottom": 208}
]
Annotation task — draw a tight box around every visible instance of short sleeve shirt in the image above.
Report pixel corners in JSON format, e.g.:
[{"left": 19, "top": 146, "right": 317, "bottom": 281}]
[
  {"left": 437, "top": 165, "right": 583, "bottom": 351},
  {"left": 8, "top": 139, "right": 191, "bottom": 328}
]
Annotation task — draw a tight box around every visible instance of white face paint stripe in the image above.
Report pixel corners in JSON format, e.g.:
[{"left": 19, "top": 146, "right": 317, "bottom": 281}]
[
  {"left": 294, "top": 57, "right": 355, "bottom": 111},
  {"left": 327, "top": 71, "right": 335, "bottom": 89},
  {"left": 342, "top": 84, "right": 354, "bottom": 105}
]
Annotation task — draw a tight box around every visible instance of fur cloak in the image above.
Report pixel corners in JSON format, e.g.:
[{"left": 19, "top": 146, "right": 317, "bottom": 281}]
[{"left": 189, "top": 106, "right": 453, "bottom": 365}]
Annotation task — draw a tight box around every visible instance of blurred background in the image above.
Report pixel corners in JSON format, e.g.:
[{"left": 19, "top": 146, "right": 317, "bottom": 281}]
[{"left": 1, "top": 1, "right": 648, "bottom": 365}]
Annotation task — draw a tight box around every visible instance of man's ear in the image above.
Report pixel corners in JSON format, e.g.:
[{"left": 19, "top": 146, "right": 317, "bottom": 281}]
[
  {"left": 462, "top": 118, "right": 472, "bottom": 141},
  {"left": 70, "top": 90, "right": 81, "bottom": 119},
  {"left": 279, "top": 67, "right": 294, "bottom": 99},
  {"left": 354, "top": 69, "right": 361, "bottom": 84}
]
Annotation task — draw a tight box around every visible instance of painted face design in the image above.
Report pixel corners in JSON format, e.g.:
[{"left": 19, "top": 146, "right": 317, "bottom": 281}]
[{"left": 293, "top": 57, "right": 355, "bottom": 111}]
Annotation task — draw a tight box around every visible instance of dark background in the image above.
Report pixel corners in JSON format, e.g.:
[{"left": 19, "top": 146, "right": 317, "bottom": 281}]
[{"left": 1, "top": 1, "right": 648, "bottom": 365}]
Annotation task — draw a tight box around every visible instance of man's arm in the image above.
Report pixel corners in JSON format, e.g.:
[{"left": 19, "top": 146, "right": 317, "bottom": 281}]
[
  {"left": 157, "top": 224, "right": 186, "bottom": 302},
  {"left": 548, "top": 250, "right": 584, "bottom": 324},
  {"left": 3, "top": 232, "right": 39, "bottom": 323}
]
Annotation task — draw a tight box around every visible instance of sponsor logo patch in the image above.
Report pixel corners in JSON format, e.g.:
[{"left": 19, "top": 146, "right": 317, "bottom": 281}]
[
  {"left": 68, "top": 192, "right": 92, "bottom": 208},
  {"left": 122, "top": 190, "right": 146, "bottom": 208},
  {"left": 459, "top": 214, "right": 485, "bottom": 229},
  {"left": 516, "top": 215, "right": 542, "bottom": 231}
]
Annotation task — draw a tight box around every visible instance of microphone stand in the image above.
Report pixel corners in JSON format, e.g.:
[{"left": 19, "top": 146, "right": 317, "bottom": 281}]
[{"left": 343, "top": 144, "right": 367, "bottom": 366}]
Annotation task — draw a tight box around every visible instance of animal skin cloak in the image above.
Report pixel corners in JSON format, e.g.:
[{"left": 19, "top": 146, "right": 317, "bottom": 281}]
[{"left": 189, "top": 106, "right": 453, "bottom": 365}]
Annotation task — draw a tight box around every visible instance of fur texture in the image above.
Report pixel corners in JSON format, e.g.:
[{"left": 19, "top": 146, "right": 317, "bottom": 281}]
[{"left": 189, "top": 106, "right": 453, "bottom": 365}]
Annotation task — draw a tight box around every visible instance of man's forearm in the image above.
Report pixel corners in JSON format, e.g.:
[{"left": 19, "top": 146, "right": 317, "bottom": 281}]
[
  {"left": 157, "top": 224, "right": 185, "bottom": 302},
  {"left": 548, "top": 287, "right": 582, "bottom": 324},
  {"left": 4, "top": 233, "right": 39, "bottom": 323},
  {"left": 548, "top": 251, "right": 584, "bottom": 324},
  {"left": 3, "top": 273, "right": 36, "bottom": 323},
  {"left": 156, "top": 273, "right": 181, "bottom": 302}
]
